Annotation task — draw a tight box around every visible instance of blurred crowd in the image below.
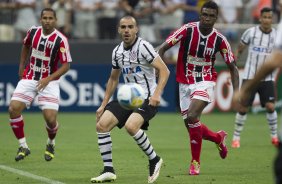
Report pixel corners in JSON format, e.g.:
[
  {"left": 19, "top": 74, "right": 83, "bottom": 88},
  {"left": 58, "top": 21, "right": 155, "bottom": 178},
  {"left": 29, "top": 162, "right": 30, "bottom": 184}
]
[{"left": 0, "top": 0, "right": 282, "bottom": 43}]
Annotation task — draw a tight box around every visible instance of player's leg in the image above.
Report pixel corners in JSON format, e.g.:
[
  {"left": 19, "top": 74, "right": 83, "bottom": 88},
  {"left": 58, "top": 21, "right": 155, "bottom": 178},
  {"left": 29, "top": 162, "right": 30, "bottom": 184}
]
[
  {"left": 9, "top": 100, "right": 30, "bottom": 161},
  {"left": 232, "top": 80, "right": 255, "bottom": 148},
  {"left": 42, "top": 109, "right": 58, "bottom": 161},
  {"left": 37, "top": 80, "right": 60, "bottom": 161},
  {"left": 259, "top": 81, "right": 278, "bottom": 146},
  {"left": 91, "top": 101, "right": 125, "bottom": 183},
  {"left": 231, "top": 108, "right": 248, "bottom": 148},
  {"left": 125, "top": 101, "right": 162, "bottom": 183},
  {"left": 9, "top": 80, "right": 36, "bottom": 161},
  {"left": 185, "top": 99, "right": 206, "bottom": 175}
]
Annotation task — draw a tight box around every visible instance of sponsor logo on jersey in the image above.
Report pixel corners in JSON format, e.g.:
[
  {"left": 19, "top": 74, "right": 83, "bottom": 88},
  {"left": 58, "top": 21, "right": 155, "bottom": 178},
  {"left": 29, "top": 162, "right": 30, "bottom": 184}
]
[
  {"left": 30, "top": 63, "right": 50, "bottom": 73},
  {"left": 172, "top": 35, "right": 183, "bottom": 45},
  {"left": 187, "top": 56, "right": 212, "bottom": 66},
  {"left": 251, "top": 46, "right": 272, "bottom": 54},
  {"left": 122, "top": 66, "right": 142, "bottom": 74},
  {"left": 31, "top": 49, "right": 50, "bottom": 61},
  {"left": 60, "top": 47, "right": 66, "bottom": 53}
]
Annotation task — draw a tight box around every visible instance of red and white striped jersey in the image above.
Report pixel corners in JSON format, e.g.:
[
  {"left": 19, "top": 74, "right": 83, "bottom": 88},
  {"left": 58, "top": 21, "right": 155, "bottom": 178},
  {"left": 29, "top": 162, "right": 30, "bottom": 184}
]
[
  {"left": 22, "top": 26, "right": 72, "bottom": 81},
  {"left": 166, "top": 22, "right": 235, "bottom": 84}
]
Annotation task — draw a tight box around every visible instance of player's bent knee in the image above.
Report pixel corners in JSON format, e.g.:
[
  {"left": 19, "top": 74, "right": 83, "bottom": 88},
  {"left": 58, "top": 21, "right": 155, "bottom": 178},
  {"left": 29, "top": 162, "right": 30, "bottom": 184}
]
[
  {"left": 96, "top": 122, "right": 110, "bottom": 133},
  {"left": 124, "top": 123, "right": 138, "bottom": 136},
  {"left": 265, "top": 103, "right": 275, "bottom": 112}
]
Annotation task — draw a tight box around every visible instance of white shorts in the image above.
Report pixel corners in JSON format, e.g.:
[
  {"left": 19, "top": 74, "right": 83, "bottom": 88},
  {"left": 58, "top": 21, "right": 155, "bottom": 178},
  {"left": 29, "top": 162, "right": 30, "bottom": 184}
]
[
  {"left": 11, "top": 79, "right": 60, "bottom": 110},
  {"left": 179, "top": 81, "right": 215, "bottom": 119}
]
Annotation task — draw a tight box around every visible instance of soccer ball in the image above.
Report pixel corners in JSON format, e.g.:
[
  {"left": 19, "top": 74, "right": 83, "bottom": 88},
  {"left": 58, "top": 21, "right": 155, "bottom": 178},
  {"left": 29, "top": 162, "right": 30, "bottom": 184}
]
[{"left": 117, "top": 83, "right": 145, "bottom": 110}]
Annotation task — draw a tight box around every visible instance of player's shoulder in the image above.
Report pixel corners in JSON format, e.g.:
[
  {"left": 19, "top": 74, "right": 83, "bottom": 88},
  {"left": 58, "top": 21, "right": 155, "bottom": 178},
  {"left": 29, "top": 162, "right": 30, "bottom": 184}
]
[
  {"left": 54, "top": 29, "right": 69, "bottom": 42},
  {"left": 28, "top": 25, "right": 40, "bottom": 32}
]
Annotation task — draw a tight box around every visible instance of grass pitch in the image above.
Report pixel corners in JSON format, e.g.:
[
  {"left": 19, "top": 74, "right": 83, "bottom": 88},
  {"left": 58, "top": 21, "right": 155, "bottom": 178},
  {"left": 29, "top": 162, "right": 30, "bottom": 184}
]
[{"left": 0, "top": 112, "right": 278, "bottom": 184}]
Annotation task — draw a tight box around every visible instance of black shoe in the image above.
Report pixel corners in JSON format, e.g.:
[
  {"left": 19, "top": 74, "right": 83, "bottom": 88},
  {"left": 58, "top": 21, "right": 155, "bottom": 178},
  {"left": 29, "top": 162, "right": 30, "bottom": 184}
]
[
  {"left": 15, "top": 147, "right": 30, "bottom": 161},
  {"left": 148, "top": 156, "right": 163, "bottom": 183},
  {"left": 44, "top": 144, "right": 55, "bottom": 161}
]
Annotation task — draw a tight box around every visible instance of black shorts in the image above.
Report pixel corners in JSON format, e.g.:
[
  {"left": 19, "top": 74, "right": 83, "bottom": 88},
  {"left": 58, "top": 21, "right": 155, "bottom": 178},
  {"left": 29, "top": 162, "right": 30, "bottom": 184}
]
[
  {"left": 104, "top": 99, "right": 158, "bottom": 130},
  {"left": 242, "top": 80, "right": 276, "bottom": 107}
]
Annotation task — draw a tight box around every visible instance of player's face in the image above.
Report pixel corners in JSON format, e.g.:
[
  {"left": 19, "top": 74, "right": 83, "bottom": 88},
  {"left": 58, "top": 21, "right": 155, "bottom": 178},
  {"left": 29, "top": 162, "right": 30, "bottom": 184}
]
[
  {"left": 118, "top": 18, "right": 138, "bottom": 47},
  {"left": 260, "top": 11, "right": 273, "bottom": 30},
  {"left": 40, "top": 11, "right": 57, "bottom": 34},
  {"left": 199, "top": 8, "right": 217, "bottom": 29}
]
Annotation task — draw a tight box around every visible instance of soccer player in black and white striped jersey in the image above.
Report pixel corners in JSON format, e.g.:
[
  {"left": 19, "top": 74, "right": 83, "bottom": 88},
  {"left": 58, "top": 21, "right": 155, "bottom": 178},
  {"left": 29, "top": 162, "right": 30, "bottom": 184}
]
[
  {"left": 234, "top": 16, "right": 282, "bottom": 184},
  {"left": 90, "top": 16, "right": 170, "bottom": 183},
  {"left": 231, "top": 7, "right": 279, "bottom": 148}
]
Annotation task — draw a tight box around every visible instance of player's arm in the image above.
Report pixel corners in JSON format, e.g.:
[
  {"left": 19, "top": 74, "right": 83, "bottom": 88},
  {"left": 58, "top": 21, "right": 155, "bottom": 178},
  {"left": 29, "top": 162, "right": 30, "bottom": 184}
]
[
  {"left": 227, "top": 62, "right": 240, "bottom": 91},
  {"left": 96, "top": 68, "right": 121, "bottom": 122},
  {"left": 239, "top": 49, "right": 282, "bottom": 105},
  {"left": 150, "top": 55, "right": 170, "bottom": 106},
  {"left": 157, "top": 42, "right": 172, "bottom": 61},
  {"left": 100, "top": 68, "right": 121, "bottom": 108},
  {"left": 37, "top": 63, "right": 70, "bottom": 91},
  {"left": 18, "top": 44, "right": 30, "bottom": 79},
  {"left": 235, "top": 42, "right": 247, "bottom": 60}
]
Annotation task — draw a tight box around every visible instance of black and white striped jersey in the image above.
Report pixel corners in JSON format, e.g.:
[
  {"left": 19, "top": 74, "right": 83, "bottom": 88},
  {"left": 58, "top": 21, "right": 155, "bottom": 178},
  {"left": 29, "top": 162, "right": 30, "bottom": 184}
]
[
  {"left": 241, "top": 26, "right": 277, "bottom": 81},
  {"left": 111, "top": 37, "right": 158, "bottom": 98}
]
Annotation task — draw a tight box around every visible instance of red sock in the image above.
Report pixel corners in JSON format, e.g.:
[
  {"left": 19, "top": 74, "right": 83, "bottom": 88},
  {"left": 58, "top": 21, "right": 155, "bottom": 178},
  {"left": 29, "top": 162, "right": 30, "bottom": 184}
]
[
  {"left": 201, "top": 123, "right": 221, "bottom": 143},
  {"left": 10, "top": 115, "right": 25, "bottom": 139},
  {"left": 46, "top": 123, "right": 59, "bottom": 140},
  {"left": 188, "top": 121, "right": 202, "bottom": 163}
]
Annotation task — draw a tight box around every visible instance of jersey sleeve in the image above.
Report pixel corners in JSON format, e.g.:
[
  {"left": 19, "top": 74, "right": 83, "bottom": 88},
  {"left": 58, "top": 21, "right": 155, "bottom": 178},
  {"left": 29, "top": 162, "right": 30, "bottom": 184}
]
[
  {"left": 240, "top": 28, "right": 251, "bottom": 45},
  {"left": 219, "top": 38, "right": 235, "bottom": 64},
  {"left": 140, "top": 40, "right": 158, "bottom": 64},
  {"left": 165, "top": 24, "right": 187, "bottom": 46},
  {"left": 23, "top": 26, "right": 36, "bottom": 46},
  {"left": 111, "top": 45, "right": 120, "bottom": 69},
  {"left": 275, "top": 21, "right": 282, "bottom": 50},
  {"left": 58, "top": 39, "right": 72, "bottom": 64}
]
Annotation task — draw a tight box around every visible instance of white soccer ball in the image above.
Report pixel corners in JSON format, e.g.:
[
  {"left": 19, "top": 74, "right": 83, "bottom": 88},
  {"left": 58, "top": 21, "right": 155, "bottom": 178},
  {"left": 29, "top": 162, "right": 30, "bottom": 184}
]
[{"left": 117, "top": 83, "right": 145, "bottom": 110}]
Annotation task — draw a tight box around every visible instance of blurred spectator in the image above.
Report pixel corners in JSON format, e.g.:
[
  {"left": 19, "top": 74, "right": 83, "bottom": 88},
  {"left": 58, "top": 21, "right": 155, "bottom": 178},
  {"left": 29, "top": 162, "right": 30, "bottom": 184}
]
[
  {"left": 43, "top": 0, "right": 57, "bottom": 8},
  {"left": 181, "top": 0, "right": 200, "bottom": 24},
  {"left": 0, "top": 0, "right": 16, "bottom": 41},
  {"left": 97, "top": 0, "right": 119, "bottom": 40},
  {"left": 153, "top": 0, "right": 183, "bottom": 40},
  {"left": 14, "top": 0, "right": 37, "bottom": 40},
  {"left": 133, "top": 0, "right": 156, "bottom": 42},
  {"left": 215, "top": 0, "right": 243, "bottom": 41},
  {"left": 52, "top": 0, "right": 72, "bottom": 38},
  {"left": 273, "top": 0, "right": 281, "bottom": 22},
  {"left": 119, "top": 0, "right": 139, "bottom": 16},
  {"left": 246, "top": 0, "right": 271, "bottom": 23},
  {"left": 73, "top": 0, "right": 100, "bottom": 40}
]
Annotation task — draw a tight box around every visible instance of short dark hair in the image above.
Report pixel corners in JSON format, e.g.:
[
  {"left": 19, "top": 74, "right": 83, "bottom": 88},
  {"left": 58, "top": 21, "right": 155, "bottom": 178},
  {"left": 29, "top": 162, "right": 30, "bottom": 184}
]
[
  {"left": 40, "top": 8, "right": 56, "bottom": 18},
  {"left": 201, "top": 1, "right": 219, "bottom": 15},
  {"left": 260, "top": 7, "right": 273, "bottom": 15}
]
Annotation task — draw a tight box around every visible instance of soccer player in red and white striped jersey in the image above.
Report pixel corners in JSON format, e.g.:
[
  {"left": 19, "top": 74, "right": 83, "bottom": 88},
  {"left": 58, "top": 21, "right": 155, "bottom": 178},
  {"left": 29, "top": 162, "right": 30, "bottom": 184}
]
[
  {"left": 158, "top": 1, "right": 239, "bottom": 175},
  {"left": 8, "top": 8, "right": 72, "bottom": 162}
]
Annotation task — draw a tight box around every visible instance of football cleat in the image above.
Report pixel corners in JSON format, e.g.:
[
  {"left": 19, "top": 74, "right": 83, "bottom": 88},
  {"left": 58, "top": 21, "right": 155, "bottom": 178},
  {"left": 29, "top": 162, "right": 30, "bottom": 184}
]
[
  {"left": 272, "top": 137, "right": 279, "bottom": 147},
  {"left": 148, "top": 156, "right": 163, "bottom": 183},
  {"left": 189, "top": 160, "right": 200, "bottom": 175},
  {"left": 231, "top": 139, "right": 240, "bottom": 148},
  {"left": 15, "top": 147, "right": 30, "bottom": 161},
  {"left": 217, "top": 130, "right": 228, "bottom": 159},
  {"left": 44, "top": 144, "right": 55, "bottom": 161},
  {"left": 90, "top": 167, "right": 116, "bottom": 183}
]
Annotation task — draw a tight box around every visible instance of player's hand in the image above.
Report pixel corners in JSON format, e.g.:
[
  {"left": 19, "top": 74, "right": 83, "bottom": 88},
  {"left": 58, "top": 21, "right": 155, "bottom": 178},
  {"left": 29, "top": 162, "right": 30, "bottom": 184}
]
[
  {"left": 37, "top": 78, "right": 50, "bottom": 91},
  {"left": 149, "top": 95, "right": 160, "bottom": 107},
  {"left": 96, "top": 106, "right": 105, "bottom": 122}
]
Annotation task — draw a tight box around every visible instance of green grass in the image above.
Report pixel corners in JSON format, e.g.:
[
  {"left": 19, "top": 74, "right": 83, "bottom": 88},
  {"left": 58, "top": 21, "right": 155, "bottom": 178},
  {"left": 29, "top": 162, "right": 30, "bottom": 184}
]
[{"left": 0, "top": 112, "right": 278, "bottom": 184}]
